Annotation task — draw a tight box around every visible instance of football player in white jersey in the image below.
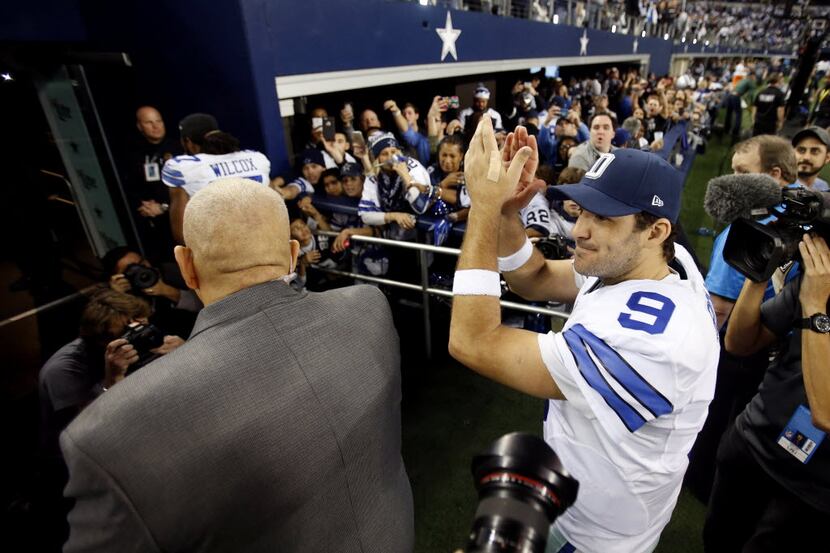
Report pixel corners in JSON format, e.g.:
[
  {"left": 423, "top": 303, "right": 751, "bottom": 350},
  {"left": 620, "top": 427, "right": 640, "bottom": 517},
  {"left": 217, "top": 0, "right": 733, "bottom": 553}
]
[
  {"left": 162, "top": 113, "right": 270, "bottom": 243},
  {"left": 449, "top": 117, "right": 719, "bottom": 553},
  {"left": 519, "top": 191, "right": 554, "bottom": 237}
]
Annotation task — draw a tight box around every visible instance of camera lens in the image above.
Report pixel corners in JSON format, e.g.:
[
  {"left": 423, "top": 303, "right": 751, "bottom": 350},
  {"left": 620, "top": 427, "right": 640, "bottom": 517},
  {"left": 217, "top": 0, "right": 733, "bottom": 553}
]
[
  {"left": 124, "top": 264, "right": 160, "bottom": 290},
  {"left": 466, "top": 433, "right": 578, "bottom": 553}
]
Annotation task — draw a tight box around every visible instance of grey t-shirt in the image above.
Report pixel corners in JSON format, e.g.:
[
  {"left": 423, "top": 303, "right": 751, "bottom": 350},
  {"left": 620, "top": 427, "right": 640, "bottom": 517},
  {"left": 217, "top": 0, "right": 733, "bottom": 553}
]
[
  {"left": 39, "top": 338, "right": 103, "bottom": 458},
  {"left": 737, "top": 274, "right": 830, "bottom": 513}
]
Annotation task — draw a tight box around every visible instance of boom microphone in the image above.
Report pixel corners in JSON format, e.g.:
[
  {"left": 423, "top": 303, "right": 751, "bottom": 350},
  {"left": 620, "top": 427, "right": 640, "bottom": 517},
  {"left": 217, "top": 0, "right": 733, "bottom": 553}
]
[{"left": 703, "top": 174, "right": 783, "bottom": 225}]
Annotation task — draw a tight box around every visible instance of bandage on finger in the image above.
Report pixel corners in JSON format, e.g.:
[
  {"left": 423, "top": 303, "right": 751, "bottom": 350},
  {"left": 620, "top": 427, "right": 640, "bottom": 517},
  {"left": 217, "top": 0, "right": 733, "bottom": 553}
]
[{"left": 487, "top": 151, "right": 501, "bottom": 181}]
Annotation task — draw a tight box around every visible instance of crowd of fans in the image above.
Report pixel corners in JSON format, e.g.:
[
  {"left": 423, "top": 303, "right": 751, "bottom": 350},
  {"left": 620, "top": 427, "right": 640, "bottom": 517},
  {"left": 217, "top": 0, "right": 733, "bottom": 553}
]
[{"left": 417, "top": 0, "right": 830, "bottom": 52}]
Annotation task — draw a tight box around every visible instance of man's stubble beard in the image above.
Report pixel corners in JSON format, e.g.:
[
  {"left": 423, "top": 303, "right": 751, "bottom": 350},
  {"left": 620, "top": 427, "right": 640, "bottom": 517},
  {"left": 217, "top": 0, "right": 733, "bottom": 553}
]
[{"left": 574, "top": 231, "right": 642, "bottom": 281}]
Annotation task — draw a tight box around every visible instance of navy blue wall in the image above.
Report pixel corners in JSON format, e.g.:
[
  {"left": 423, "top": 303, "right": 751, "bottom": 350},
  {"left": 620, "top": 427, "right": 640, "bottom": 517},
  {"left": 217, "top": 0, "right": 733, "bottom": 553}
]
[{"left": 79, "top": 0, "right": 264, "bottom": 160}]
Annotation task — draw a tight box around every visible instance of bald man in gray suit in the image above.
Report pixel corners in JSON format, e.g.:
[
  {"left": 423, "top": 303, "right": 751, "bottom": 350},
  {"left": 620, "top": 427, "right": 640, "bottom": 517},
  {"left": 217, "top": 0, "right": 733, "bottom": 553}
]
[{"left": 60, "top": 178, "right": 414, "bottom": 552}]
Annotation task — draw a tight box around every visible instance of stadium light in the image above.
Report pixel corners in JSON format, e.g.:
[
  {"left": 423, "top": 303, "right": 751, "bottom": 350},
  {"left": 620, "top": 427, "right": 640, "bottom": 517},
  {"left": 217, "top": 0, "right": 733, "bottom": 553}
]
[
  {"left": 681, "top": 36, "right": 686, "bottom": 43},
  {"left": 612, "top": 24, "right": 617, "bottom": 33},
  {"left": 553, "top": 14, "right": 559, "bottom": 24},
  {"left": 641, "top": 30, "right": 646, "bottom": 38},
  {"left": 1, "top": 73, "right": 12, "bottom": 82},
  {"left": 418, "top": 0, "right": 429, "bottom": 5},
  {"left": 693, "top": 38, "right": 698, "bottom": 45},
  {"left": 664, "top": 33, "right": 669, "bottom": 40},
  {"left": 705, "top": 40, "right": 710, "bottom": 46}
]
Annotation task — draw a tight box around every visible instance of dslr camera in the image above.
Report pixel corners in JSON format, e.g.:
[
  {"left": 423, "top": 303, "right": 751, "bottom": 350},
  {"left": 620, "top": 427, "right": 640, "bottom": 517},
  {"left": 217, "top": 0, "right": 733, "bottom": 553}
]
[
  {"left": 534, "top": 235, "right": 571, "bottom": 261},
  {"left": 724, "top": 188, "right": 830, "bottom": 282},
  {"left": 464, "top": 433, "right": 578, "bottom": 553},
  {"left": 123, "top": 263, "right": 160, "bottom": 292},
  {"left": 121, "top": 322, "right": 165, "bottom": 372}
]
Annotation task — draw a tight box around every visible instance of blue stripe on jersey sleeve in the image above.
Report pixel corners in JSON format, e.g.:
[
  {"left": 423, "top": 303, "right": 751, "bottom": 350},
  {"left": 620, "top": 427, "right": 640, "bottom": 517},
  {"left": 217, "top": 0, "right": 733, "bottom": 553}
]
[
  {"left": 562, "top": 329, "right": 646, "bottom": 433},
  {"left": 163, "top": 167, "right": 184, "bottom": 178},
  {"left": 162, "top": 174, "right": 186, "bottom": 186},
  {"left": 248, "top": 175, "right": 263, "bottom": 183},
  {"left": 569, "top": 324, "right": 673, "bottom": 419}
]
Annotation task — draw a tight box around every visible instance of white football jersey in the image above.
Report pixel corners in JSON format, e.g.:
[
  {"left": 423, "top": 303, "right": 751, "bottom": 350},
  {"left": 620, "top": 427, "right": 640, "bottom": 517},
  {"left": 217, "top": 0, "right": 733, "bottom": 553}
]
[
  {"left": 519, "top": 192, "right": 553, "bottom": 236},
  {"left": 538, "top": 245, "right": 719, "bottom": 553},
  {"left": 162, "top": 150, "right": 271, "bottom": 197},
  {"left": 458, "top": 107, "right": 504, "bottom": 132}
]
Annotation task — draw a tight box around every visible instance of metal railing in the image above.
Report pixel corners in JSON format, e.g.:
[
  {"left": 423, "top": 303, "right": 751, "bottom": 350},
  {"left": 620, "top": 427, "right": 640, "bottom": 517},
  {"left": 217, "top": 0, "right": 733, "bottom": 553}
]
[{"left": 311, "top": 230, "right": 570, "bottom": 360}]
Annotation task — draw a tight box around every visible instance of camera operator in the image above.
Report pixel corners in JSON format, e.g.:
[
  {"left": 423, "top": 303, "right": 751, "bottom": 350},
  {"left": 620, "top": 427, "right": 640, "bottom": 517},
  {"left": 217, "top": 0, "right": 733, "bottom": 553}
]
[
  {"left": 103, "top": 247, "right": 202, "bottom": 338},
  {"left": 703, "top": 231, "right": 830, "bottom": 551},
  {"left": 39, "top": 289, "right": 185, "bottom": 459},
  {"left": 687, "top": 135, "right": 799, "bottom": 501}
]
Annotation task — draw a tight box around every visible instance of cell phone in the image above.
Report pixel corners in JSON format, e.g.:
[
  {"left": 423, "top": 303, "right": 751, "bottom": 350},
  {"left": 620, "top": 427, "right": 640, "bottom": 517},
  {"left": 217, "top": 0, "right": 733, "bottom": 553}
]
[
  {"left": 560, "top": 109, "right": 569, "bottom": 119},
  {"left": 442, "top": 96, "right": 460, "bottom": 109},
  {"left": 351, "top": 130, "right": 365, "bottom": 149},
  {"left": 311, "top": 117, "right": 323, "bottom": 130},
  {"left": 322, "top": 116, "right": 336, "bottom": 141},
  {"left": 654, "top": 131, "right": 664, "bottom": 141}
]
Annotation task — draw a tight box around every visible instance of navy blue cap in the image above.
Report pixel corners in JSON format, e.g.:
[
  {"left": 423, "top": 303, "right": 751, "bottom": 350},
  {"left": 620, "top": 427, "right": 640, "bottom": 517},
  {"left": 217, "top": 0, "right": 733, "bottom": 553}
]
[
  {"left": 548, "top": 149, "right": 682, "bottom": 223},
  {"left": 612, "top": 128, "right": 631, "bottom": 147},
  {"left": 299, "top": 148, "right": 325, "bottom": 168},
  {"left": 340, "top": 162, "right": 362, "bottom": 177}
]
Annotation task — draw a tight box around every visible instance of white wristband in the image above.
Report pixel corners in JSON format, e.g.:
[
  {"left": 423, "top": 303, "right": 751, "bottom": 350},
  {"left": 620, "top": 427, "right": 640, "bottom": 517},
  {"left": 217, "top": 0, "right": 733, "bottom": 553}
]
[
  {"left": 497, "top": 237, "right": 534, "bottom": 273},
  {"left": 452, "top": 269, "right": 502, "bottom": 297}
]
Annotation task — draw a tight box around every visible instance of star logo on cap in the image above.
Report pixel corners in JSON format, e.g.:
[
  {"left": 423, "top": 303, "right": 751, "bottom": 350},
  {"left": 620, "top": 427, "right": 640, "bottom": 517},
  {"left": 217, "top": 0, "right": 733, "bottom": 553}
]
[
  {"left": 580, "top": 29, "right": 589, "bottom": 56},
  {"left": 436, "top": 11, "right": 461, "bottom": 62}
]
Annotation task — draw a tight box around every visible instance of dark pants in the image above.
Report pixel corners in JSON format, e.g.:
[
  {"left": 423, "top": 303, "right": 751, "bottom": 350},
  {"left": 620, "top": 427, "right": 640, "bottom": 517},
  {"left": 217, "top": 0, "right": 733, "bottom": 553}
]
[
  {"left": 703, "top": 424, "right": 830, "bottom": 552},
  {"left": 723, "top": 94, "right": 743, "bottom": 137}
]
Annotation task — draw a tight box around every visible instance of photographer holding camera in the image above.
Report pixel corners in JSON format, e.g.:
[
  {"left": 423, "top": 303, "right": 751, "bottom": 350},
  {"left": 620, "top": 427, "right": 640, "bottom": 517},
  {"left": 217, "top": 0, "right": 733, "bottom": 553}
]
[
  {"left": 703, "top": 229, "right": 830, "bottom": 551},
  {"left": 37, "top": 289, "right": 184, "bottom": 547},
  {"left": 104, "top": 247, "right": 202, "bottom": 337}
]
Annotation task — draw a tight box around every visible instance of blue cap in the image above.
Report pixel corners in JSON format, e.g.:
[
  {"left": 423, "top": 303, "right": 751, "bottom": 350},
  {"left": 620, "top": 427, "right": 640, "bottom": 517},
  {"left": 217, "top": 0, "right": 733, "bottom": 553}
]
[
  {"left": 548, "top": 149, "right": 682, "bottom": 223},
  {"left": 369, "top": 132, "right": 399, "bottom": 158},
  {"left": 612, "top": 128, "right": 631, "bottom": 147},
  {"left": 340, "top": 162, "right": 362, "bottom": 177},
  {"left": 300, "top": 148, "right": 325, "bottom": 168}
]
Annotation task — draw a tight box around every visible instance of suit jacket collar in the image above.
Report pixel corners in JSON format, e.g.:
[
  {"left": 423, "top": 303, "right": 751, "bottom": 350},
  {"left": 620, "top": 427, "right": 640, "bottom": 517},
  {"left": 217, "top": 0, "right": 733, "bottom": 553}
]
[{"left": 189, "top": 280, "right": 305, "bottom": 339}]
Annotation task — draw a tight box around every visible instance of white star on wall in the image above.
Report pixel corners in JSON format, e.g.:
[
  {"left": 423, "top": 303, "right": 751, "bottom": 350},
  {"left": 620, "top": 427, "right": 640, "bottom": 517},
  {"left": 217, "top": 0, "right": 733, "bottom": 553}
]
[
  {"left": 436, "top": 11, "right": 461, "bottom": 61},
  {"left": 580, "top": 29, "right": 589, "bottom": 56},
  {"left": 632, "top": 38, "right": 639, "bottom": 53}
]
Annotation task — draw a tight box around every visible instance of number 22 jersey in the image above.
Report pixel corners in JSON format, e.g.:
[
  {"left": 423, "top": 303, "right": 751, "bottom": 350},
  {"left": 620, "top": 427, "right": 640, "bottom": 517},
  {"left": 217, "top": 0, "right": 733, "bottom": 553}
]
[{"left": 538, "top": 244, "right": 719, "bottom": 553}]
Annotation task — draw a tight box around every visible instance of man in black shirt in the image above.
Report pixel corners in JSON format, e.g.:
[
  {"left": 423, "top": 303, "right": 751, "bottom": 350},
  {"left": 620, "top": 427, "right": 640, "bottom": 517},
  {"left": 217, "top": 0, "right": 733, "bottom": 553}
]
[
  {"left": 752, "top": 73, "right": 786, "bottom": 136},
  {"left": 703, "top": 232, "right": 830, "bottom": 551},
  {"left": 643, "top": 94, "right": 667, "bottom": 143},
  {"left": 123, "top": 106, "right": 180, "bottom": 263}
]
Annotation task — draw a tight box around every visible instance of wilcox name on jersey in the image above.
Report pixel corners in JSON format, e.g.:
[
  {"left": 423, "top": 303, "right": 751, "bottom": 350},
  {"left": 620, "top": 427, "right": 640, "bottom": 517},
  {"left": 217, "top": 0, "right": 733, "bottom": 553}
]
[{"left": 162, "top": 150, "right": 271, "bottom": 197}]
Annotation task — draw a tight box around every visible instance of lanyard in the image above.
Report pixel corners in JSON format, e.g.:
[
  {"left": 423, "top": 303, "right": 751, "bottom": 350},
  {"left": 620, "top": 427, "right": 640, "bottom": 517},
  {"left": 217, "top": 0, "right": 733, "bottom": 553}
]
[{"left": 819, "top": 89, "right": 830, "bottom": 105}]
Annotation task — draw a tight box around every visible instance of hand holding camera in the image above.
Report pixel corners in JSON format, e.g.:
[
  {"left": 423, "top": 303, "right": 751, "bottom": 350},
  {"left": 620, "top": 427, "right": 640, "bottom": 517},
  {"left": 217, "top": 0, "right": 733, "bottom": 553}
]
[{"left": 104, "top": 338, "right": 139, "bottom": 387}]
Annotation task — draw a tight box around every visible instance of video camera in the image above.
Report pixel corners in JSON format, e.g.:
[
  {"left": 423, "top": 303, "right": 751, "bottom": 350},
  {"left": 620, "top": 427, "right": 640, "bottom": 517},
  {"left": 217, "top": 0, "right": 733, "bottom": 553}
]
[
  {"left": 463, "top": 433, "right": 578, "bottom": 553},
  {"left": 724, "top": 188, "right": 830, "bottom": 282}
]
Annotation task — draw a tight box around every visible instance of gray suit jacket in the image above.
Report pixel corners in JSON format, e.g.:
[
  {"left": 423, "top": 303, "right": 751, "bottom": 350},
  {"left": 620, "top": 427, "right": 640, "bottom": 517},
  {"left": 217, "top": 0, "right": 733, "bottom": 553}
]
[{"left": 60, "top": 281, "right": 413, "bottom": 552}]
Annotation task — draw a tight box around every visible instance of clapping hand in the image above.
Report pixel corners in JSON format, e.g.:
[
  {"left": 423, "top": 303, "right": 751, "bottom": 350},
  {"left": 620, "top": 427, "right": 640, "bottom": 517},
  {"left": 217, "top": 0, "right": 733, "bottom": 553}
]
[{"left": 463, "top": 116, "right": 542, "bottom": 216}]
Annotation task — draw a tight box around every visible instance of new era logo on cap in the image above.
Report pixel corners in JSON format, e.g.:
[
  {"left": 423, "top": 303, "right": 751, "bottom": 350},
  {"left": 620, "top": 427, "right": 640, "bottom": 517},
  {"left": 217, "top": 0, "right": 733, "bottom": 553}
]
[{"left": 652, "top": 195, "right": 664, "bottom": 207}]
